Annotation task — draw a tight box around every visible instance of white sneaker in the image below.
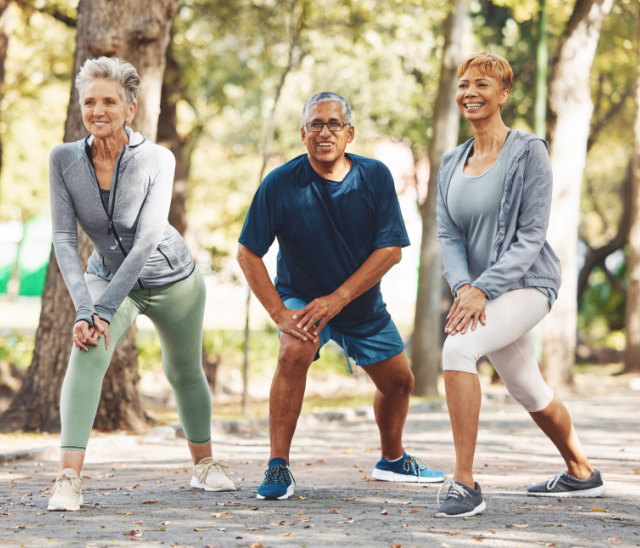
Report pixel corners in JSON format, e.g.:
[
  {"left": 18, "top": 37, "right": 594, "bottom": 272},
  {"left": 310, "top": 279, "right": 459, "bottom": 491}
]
[
  {"left": 190, "top": 457, "right": 236, "bottom": 492},
  {"left": 47, "top": 469, "right": 83, "bottom": 511}
]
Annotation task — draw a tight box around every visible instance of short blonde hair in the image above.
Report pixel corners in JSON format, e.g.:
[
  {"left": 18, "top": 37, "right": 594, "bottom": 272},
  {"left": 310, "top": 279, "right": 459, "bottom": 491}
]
[
  {"left": 76, "top": 57, "right": 141, "bottom": 106},
  {"left": 457, "top": 52, "right": 514, "bottom": 91}
]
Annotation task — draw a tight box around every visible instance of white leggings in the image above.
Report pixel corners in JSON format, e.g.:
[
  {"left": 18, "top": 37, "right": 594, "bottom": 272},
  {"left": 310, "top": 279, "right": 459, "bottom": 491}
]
[{"left": 442, "top": 288, "right": 554, "bottom": 412}]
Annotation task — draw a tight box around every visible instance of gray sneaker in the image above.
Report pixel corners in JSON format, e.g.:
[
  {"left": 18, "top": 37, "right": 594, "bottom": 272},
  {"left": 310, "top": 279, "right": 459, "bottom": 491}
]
[
  {"left": 435, "top": 479, "right": 486, "bottom": 518},
  {"left": 527, "top": 470, "right": 605, "bottom": 497}
]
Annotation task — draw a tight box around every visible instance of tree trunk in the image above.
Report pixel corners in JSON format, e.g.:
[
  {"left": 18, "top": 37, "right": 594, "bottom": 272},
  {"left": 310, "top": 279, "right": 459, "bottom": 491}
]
[
  {"left": 0, "top": 0, "right": 12, "bottom": 197},
  {"left": 540, "top": 0, "right": 613, "bottom": 387},
  {"left": 534, "top": 0, "right": 548, "bottom": 139},
  {"left": 624, "top": 15, "right": 640, "bottom": 374},
  {"left": 411, "top": 0, "right": 466, "bottom": 396},
  {"left": 1, "top": 0, "right": 178, "bottom": 434}
]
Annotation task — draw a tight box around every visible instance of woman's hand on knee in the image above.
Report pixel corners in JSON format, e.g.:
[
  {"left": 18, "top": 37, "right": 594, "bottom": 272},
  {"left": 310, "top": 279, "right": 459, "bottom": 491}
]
[
  {"left": 446, "top": 285, "right": 487, "bottom": 335},
  {"left": 73, "top": 320, "right": 98, "bottom": 351},
  {"left": 92, "top": 315, "right": 110, "bottom": 349}
]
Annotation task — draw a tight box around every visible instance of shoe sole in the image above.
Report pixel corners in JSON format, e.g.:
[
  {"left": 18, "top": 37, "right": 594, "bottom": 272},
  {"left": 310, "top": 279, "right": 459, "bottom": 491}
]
[
  {"left": 436, "top": 500, "right": 486, "bottom": 518},
  {"left": 47, "top": 495, "right": 84, "bottom": 512},
  {"left": 527, "top": 485, "right": 606, "bottom": 498},
  {"left": 371, "top": 469, "right": 447, "bottom": 483},
  {"left": 256, "top": 483, "right": 295, "bottom": 500},
  {"left": 190, "top": 476, "right": 236, "bottom": 492}
]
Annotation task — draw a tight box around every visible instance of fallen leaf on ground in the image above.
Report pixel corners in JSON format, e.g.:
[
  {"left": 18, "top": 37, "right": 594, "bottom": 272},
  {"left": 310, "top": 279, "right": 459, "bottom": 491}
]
[
  {"left": 123, "top": 512, "right": 133, "bottom": 516},
  {"left": 410, "top": 508, "right": 420, "bottom": 513},
  {"left": 590, "top": 507, "right": 607, "bottom": 512},
  {"left": 123, "top": 529, "right": 140, "bottom": 536},
  {"left": 17, "top": 525, "right": 25, "bottom": 529},
  {"left": 267, "top": 509, "right": 277, "bottom": 513},
  {"left": 142, "top": 500, "right": 159, "bottom": 504},
  {"left": 361, "top": 475, "right": 373, "bottom": 481},
  {"left": 474, "top": 540, "right": 483, "bottom": 543},
  {"left": 160, "top": 521, "right": 171, "bottom": 525},
  {"left": 304, "top": 524, "right": 314, "bottom": 528},
  {"left": 381, "top": 509, "right": 389, "bottom": 515},
  {"left": 510, "top": 524, "right": 529, "bottom": 528},
  {"left": 608, "top": 538, "right": 619, "bottom": 542},
  {"left": 235, "top": 537, "right": 243, "bottom": 540},
  {"left": 131, "top": 483, "right": 141, "bottom": 490},
  {"left": 249, "top": 543, "right": 263, "bottom": 548},
  {"left": 391, "top": 544, "right": 402, "bottom": 548},
  {"left": 329, "top": 508, "right": 340, "bottom": 514},
  {"left": 132, "top": 520, "right": 143, "bottom": 524},
  {"left": 297, "top": 497, "right": 306, "bottom": 501},
  {"left": 298, "top": 510, "right": 304, "bottom": 515},
  {"left": 316, "top": 460, "right": 325, "bottom": 464},
  {"left": 295, "top": 517, "right": 312, "bottom": 522},
  {"left": 249, "top": 507, "right": 259, "bottom": 511},
  {"left": 193, "top": 528, "right": 209, "bottom": 532},
  {"left": 210, "top": 512, "right": 228, "bottom": 518},
  {"left": 278, "top": 532, "right": 295, "bottom": 537},
  {"left": 537, "top": 542, "right": 556, "bottom": 546},
  {"left": 611, "top": 517, "right": 624, "bottom": 521},
  {"left": 555, "top": 524, "right": 566, "bottom": 527},
  {"left": 633, "top": 470, "right": 640, "bottom": 475},
  {"left": 207, "top": 544, "right": 218, "bottom": 548},
  {"left": 344, "top": 497, "right": 356, "bottom": 502},
  {"left": 401, "top": 523, "right": 409, "bottom": 527},
  {"left": 343, "top": 448, "right": 353, "bottom": 454}
]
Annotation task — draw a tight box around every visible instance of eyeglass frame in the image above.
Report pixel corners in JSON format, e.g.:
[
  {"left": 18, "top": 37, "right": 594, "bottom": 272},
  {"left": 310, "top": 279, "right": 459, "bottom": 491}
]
[{"left": 303, "top": 121, "right": 351, "bottom": 133}]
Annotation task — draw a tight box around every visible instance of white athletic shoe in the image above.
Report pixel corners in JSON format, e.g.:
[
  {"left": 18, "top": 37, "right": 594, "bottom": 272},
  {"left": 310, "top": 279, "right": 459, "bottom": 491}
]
[
  {"left": 190, "top": 457, "right": 236, "bottom": 492},
  {"left": 47, "top": 468, "right": 83, "bottom": 511}
]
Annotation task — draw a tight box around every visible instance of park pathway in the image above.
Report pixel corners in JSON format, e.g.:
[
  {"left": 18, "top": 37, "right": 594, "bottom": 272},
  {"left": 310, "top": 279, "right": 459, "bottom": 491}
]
[{"left": 1, "top": 381, "right": 639, "bottom": 547}]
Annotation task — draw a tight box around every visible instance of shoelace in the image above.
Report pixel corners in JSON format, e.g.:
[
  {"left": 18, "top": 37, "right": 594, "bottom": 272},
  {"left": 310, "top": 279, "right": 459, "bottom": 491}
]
[
  {"left": 263, "top": 464, "right": 296, "bottom": 487},
  {"left": 52, "top": 472, "right": 81, "bottom": 495},
  {"left": 196, "top": 458, "right": 232, "bottom": 484},
  {"left": 546, "top": 470, "right": 567, "bottom": 490},
  {"left": 437, "top": 479, "right": 468, "bottom": 506},
  {"left": 402, "top": 455, "right": 429, "bottom": 475}
]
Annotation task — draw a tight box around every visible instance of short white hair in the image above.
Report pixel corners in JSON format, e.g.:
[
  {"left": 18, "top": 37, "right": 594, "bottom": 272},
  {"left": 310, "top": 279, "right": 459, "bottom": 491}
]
[
  {"left": 76, "top": 57, "right": 141, "bottom": 107},
  {"left": 302, "top": 91, "right": 352, "bottom": 127}
]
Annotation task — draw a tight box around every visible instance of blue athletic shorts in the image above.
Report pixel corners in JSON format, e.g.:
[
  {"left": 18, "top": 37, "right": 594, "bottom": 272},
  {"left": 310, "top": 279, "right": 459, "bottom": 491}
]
[{"left": 281, "top": 297, "right": 405, "bottom": 374}]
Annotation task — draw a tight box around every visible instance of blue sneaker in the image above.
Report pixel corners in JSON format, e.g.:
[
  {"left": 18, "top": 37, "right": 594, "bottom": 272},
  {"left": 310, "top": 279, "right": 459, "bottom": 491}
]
[
  {"left": 371, "top": 452, "right": 447, "bottom": 483},
  {"left": 256, "top": 458, "right": 295, "bottom": 500}
]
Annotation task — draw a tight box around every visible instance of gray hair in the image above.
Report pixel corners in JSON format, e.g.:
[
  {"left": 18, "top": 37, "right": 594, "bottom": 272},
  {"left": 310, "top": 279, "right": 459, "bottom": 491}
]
[
  {"left": 302, "top": 91, "right": 352, "bottom": 127},
  {"left": 76, "top": 57, "right": 141, "bottom": 107}
]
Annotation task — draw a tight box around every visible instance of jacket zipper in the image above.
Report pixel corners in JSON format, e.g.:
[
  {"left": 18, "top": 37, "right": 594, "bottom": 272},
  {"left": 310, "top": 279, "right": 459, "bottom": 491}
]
[
  {"left": 85, "top": 139, "right": 146, "bottom": 289},
  {"left": 157, "top": 246, "right": 175, "bottom": 270}
]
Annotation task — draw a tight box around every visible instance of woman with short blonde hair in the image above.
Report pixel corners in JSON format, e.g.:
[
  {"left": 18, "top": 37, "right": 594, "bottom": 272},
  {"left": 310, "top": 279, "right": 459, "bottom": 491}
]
[
  {"left": 435, "top": 52, "right": 604, "bottom": 518},
  {"left": 47, "top": 57, "right": 234, "bottom": 512}
]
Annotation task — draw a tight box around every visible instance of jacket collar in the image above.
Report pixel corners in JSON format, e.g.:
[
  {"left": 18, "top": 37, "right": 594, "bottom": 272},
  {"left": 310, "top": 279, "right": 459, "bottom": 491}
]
[{"left": 77, "top": 126, "right": 147, "bottom": 161}]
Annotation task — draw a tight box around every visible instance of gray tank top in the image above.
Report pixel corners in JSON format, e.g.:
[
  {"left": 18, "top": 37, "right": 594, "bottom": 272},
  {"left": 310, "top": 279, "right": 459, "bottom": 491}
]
[{"left": 447, "top": 131, "right": 556, "bottom": 307}]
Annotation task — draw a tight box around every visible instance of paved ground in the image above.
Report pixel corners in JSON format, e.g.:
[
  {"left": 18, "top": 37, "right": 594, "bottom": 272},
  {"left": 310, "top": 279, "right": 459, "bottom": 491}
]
[{"left": 1, "top": 381, "right": 639, "bottom": 548}]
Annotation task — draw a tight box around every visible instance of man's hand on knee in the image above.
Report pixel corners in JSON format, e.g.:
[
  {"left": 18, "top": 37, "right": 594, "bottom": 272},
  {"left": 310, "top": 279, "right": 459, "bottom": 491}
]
[
  {"left": 275, "top": 308, "right": 318, "bottom": 343},
  {"left": 293, "top": 294, "right": 345, "bottom": 335}
]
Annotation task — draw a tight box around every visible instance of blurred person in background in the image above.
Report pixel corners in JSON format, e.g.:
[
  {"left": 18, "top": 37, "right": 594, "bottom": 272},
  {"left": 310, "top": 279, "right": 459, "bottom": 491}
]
[
  {"left": 435, "top": 52, "right": 604, "bottom": 519},
  {"left": 47, "top": 57, "right": 234, "bottom": 512},
  {"left": 237, "top": 91, "right": 448, "bottom": 501}
]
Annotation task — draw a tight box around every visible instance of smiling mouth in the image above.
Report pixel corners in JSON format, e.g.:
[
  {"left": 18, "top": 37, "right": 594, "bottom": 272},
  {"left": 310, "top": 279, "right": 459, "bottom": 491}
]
[
  {"left": 464, "top": 103, "right": 484, "bottom": 110},
  {"left": 317, "top": 142, "right": 334, "bottom": 150},
  {"left": 93, "top": 121, "right": 109, "bottom": 126}
]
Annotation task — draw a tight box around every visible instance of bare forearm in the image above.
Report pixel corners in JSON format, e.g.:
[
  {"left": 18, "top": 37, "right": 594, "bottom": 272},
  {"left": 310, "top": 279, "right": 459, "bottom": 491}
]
[
  {"left": 334, "top": 246, "right": 402, "bottom": 306},
  {"left": 237, "top": 244, "right": 286, "bottom": 322}
]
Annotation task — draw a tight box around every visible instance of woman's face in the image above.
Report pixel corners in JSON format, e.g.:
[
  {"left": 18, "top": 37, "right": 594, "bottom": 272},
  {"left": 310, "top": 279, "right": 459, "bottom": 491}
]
[
  {"left": 455, "top": 68, "right": 509, "bottom": 123},
  {"left": 81, "top": 79, "right": 136, "bottom": 140}
]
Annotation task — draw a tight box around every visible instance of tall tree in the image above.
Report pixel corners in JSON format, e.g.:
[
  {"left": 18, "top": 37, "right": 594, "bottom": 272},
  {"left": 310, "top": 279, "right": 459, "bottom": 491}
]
[
  {"left": 411, "top": 0, "right": 466, "bottom": 396},
  {"left": 534, "top": 0, "right": 548, "bottom": 139},
  {"left": 1, "top": 0, "right": 179, "bottom": 433},
  {"left": 624, "top": 14, "right": 640, "bottom": 374},
  {"left": 540, "top": 0, "right": 614, "bottom": 386}
]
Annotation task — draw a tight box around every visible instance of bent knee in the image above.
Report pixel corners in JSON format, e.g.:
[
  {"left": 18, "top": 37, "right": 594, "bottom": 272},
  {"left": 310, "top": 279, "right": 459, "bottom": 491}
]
[
  {"left": 277, "top": 336, "right": 317, "bottom": 374},
  {"left": 503, "top": 378, "right": 554, "bottom": 412},
  {"left": 442, "top": 335, "right": 479, "bottom": 374}
]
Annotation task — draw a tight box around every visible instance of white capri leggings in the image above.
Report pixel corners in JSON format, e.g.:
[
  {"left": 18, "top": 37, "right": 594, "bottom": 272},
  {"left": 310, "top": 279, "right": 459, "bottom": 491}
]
[{"left": 442, "top": 287, "right": 554, "bottom": 412}]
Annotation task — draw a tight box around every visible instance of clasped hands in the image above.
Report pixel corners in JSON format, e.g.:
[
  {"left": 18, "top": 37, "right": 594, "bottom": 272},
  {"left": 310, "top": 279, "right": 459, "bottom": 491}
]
[
  {"left": 274, "top": 292, "right": 346, "bottom": 343},
  {"left": 73, "top": 315, "right": 110, "bottom": 351},
  {"left": 445, "top": 284, "right": 487, "bottom": 336}
]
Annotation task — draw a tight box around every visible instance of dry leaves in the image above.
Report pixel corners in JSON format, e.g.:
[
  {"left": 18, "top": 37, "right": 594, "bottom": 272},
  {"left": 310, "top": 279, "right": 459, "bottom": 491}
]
[
  {"left": 329, "top": 508, "right": 340, "bottom": 514},
  {"left": 278, "top": 532, "right": 295, "bottom": 537},
  {"left": 298, "top": 510, "right": 304, "bottom": 515},
  {"left": 344, "top": 497, "right": 356, "bottom": 502},
  {"left": 193, "top": 527, "right": 210, "bottom": 532},
  {"left": 510, "top": 524, "right": 529, "bottom": 528},
  {"left": 249, "top": 543, "right": 263, "bottom": 548},
  {"left": 361, "top": 475, "right": 374, "bottom": 481},
  {"left": 295, "top": 517, "right": 313, "bottom": 522},
  {"left": 131, "top": 483, "right": 141, "bottom": 490},
  {"left": 297, "top": 496, "right": 307, "bottom": 500},
  {"left": 590, "top": 507, "right": 607, "bottom": 512},
  {"left": 410, "top": 508, "right": 420, "bottom": 513},
  {"left": 207, "top": 544, "right": 218, "bottom": 548},
  {"left": 267, "top": 509, "right": 277, "bottom": 513},
  {"left": 608, "top": 538, "right": 619, "bottom": 542},
  {"left": 391, "top": 545, "right": 402, "bottom": 548},
  {"left": 401, "top": 523, "right": 409, "bottom": 527},
  {"left": 381, "top": 509, "right": 389, "bottom": 515},
  {"left": 537, "top": 542, "right": 556, "bottom": 547},
  {"left": 142, "top": 500, "right": 159, "bottom": 504},
  {"left": 249, "top": 507, "right": 259, "bottom": 511},
  {"left": 316, "top": 460, "right": 325, "bottom": 464}
]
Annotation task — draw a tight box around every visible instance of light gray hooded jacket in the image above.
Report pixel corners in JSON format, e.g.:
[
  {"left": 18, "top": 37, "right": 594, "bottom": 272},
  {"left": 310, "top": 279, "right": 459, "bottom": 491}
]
[
  {"left": 436, "top": 130, "right": 561, "bottom": 300},
  {"left": 50, "top": 128, "right": 195, "bottom": 325}
]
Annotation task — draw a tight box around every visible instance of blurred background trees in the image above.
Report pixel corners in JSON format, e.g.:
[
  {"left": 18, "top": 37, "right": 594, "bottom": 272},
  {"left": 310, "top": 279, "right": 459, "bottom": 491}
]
[{"left": 0, "top": 0, "right": 638, "bottom": 427}]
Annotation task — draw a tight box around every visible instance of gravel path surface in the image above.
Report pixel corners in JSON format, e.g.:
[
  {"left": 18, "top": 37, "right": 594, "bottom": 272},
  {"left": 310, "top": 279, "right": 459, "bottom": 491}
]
[{"left": 1, "top": 382, "right": 639, "bottom": 547}]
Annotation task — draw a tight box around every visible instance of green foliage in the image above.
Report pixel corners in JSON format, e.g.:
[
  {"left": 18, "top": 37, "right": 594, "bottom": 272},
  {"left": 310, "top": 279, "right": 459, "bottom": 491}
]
[{"left": 0, "top": 332, "right": 35, "bottom": 369}]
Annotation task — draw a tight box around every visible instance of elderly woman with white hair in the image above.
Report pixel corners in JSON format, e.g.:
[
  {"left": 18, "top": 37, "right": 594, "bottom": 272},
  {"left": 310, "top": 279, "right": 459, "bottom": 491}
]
[{"left": 47, "top": 57, "right": 234, "bottom": 512}]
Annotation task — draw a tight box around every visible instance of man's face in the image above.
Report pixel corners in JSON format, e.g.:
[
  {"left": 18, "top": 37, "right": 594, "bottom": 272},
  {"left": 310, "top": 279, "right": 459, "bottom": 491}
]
[{"left": 301, "top": 101, "right": 354, "bottom": 165}]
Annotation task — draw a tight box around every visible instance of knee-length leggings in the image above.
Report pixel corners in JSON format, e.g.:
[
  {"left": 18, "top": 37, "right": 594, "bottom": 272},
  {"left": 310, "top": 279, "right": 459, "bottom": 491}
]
[
  {"left": 442, "top": 287, "right": 554, "bottom": 412},
  {"left": 60, "top": 268, "right": 212, "bottom": 451}
]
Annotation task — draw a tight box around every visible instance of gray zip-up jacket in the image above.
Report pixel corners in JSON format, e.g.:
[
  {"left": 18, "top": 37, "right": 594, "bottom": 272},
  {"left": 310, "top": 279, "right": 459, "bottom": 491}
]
[
  {"left": 436, "top": 130, "right": 561, "bottom": 300},
  {"left": 50, "top": 128, "right": 195, "bottom": 325}
]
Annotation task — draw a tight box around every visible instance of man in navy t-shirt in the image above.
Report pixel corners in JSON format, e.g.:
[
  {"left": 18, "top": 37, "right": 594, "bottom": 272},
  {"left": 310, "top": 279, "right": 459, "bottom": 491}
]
[{"left": 237, "top": 92, "right": 447, "bottom": 500}]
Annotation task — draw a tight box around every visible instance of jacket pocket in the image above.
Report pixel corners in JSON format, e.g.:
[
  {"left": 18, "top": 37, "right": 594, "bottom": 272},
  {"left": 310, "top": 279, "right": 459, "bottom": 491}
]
[{"left": 157, "top": 243, "right": 175, "bottom": 270}]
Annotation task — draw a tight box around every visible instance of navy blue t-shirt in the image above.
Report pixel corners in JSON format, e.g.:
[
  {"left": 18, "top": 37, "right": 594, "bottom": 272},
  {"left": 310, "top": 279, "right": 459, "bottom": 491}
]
[{"left": 239, "top": 153, "right": 410, "bottom": 338}]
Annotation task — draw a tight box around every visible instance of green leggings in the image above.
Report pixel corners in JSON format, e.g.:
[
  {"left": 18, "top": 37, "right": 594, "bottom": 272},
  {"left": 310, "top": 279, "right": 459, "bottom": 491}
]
[{"left": 60, "top": 268, "right": 212, "bottom": 451}]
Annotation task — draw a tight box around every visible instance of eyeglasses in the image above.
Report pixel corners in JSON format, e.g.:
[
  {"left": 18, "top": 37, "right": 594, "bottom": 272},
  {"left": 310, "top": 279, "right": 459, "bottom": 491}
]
[{"left": 304, "top": 121, "right": 350, "bottom": 133}]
